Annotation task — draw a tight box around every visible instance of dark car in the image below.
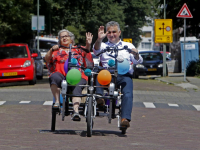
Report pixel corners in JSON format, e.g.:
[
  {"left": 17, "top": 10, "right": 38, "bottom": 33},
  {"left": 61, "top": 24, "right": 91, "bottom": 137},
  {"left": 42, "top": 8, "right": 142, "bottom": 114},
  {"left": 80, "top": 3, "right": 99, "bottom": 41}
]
[
  {"left": 29, "top": 48, "right": 44, "bottom": 79},
  {"left": 133, "top": 50, "right": 168, "bottom": 78}
]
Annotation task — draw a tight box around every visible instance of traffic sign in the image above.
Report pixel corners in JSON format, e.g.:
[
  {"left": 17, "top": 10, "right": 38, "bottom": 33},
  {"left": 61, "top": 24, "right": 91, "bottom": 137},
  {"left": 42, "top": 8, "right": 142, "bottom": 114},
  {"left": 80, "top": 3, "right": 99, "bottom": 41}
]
[
  {"left": 123, "top": 38, "right": 132, "bottom": 43},
  {"left": 31, "top": 16, "right": 45, "bottom": 30},
  {"left": 154, "top": 19, "right": 173, "bottom": 43},
  {"left": 177, "top": 3, "right": 193, "bottom": 18}
]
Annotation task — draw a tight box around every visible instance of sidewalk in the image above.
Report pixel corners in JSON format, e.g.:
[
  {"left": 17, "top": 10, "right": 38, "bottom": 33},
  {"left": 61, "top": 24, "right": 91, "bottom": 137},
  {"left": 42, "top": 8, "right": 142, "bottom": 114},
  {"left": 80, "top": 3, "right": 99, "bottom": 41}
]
[{"left": 156, "top": 73, "right": 200, "bottom": 90}]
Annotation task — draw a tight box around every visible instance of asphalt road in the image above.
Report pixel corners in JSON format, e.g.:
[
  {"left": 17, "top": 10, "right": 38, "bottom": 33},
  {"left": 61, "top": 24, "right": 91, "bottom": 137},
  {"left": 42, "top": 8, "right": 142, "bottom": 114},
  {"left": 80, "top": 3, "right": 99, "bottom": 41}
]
[{"left": 0, "top": 75, "right": 200, "bottom": 149}]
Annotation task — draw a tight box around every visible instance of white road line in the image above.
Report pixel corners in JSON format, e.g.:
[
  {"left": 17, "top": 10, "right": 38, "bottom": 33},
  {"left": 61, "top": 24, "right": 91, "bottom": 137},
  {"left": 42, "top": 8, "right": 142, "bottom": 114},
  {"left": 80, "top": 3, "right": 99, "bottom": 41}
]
[
  {"left": 168, "top": 103, "right": 179, "bottom": 107},
  {"left": 0, "top": 101, "right": 6, "bottom": 105},
  {"left": 43, "top": 101, "right": 53, "bottom": 105},
  {"left": 193, "top": 105, "right": 200, "bottom": 111},
  {"left": 19, "top": 101, "right": 31, "bottom": 104},
  {"left": 143, "top": 102, "right": 156, "bottom": 108}
]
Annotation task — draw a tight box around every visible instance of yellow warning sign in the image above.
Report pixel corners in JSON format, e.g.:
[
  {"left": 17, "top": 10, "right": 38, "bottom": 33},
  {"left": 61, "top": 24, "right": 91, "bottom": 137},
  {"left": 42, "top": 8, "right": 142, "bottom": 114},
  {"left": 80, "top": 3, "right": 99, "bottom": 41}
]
[
  {"left": 123, "top": 38, "right": 132, "bottom": 43},
  {"left": 155, "top": 19, "right": 173, "bottom": 43}
]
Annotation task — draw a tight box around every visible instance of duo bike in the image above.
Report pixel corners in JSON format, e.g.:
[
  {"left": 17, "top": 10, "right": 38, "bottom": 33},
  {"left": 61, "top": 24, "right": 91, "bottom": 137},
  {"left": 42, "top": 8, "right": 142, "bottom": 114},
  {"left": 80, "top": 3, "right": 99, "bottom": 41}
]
[{"left": 51, "top": 44, "right": 133, "bottom": 137}]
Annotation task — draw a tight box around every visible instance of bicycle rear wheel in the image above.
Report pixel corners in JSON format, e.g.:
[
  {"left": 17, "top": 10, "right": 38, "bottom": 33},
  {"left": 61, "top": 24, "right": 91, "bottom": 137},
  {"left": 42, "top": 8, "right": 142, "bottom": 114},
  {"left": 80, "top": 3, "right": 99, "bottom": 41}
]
[{"left": 87, "top": 96, "right": 93, "bottom": 137}]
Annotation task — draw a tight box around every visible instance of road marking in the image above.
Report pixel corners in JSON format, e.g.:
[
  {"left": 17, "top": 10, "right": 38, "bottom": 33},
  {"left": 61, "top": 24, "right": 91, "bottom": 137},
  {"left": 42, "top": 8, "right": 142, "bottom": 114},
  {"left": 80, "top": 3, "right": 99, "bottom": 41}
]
[
  {"left": 168, "top": 103, "right": 179, "bottom": 107},
  {"left": 19, "top": 101, "right": 31, "bottom": 104},
  {"left": 43, "top": 101, "right": 53, "bottom": 105},
  {"left": 193, "top": 105, "right": 200, "bottom": 111},
  {"left": 0, "top": 101, "right": 6, "bottom": 105},
  {"left": 143, "top": 102, "right": 156, "bottom": 108}
]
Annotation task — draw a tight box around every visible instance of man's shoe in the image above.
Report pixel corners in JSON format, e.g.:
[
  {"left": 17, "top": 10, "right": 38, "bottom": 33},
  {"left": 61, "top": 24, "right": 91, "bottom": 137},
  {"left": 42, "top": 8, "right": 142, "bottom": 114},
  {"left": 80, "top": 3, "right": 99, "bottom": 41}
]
[
  {"left": 120, "top": 118, "right": 130, "bottom": 128},
  {"left": 96, "top": 98, "right": 105, "bottom": 106},
  {"left": 96, "top": 98, "right": 105, "bottom": 111}
]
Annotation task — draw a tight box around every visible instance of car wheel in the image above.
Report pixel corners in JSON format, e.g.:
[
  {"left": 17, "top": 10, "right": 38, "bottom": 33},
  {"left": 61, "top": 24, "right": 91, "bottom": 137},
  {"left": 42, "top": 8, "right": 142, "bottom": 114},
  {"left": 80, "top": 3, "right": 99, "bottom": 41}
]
[
  {"left": 37, "top": 75, "right": 43, "bottom": 80},
  {"left": 166, "top": 65, "right": 168, "bottom": 76},
  {"left": 29, "top": 74, "right": 37, "bottom": 85},
  {"left": 133, "top": 72, "right": 139, "bottom": 79}
]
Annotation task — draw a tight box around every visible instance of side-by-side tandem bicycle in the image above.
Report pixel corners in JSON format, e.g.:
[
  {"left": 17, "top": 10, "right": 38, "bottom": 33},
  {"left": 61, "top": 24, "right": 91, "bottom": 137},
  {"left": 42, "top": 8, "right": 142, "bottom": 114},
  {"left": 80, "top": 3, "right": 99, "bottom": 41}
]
[{"left": 51, "top": 44, "right": 133, "bottom": 137}]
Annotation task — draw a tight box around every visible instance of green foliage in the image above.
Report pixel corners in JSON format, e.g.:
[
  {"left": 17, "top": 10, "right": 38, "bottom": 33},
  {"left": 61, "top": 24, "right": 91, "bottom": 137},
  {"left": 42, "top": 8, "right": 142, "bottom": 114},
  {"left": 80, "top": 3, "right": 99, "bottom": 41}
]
[
  {"left": 0, "top": 0, "right": 158, "bottom": 46},
  {"left": 186, "top": 59, "right": 200, "bottom": 77},
  {"left": 0, "top": 0, "right": 34, "bottom": 43},
  {"left": 156, "top": 0, "right": 200, "bottom": 37}
]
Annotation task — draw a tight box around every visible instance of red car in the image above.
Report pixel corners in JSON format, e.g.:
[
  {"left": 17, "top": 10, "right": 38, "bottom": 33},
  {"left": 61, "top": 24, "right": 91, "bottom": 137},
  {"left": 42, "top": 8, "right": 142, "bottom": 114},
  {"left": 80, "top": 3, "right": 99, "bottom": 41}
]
[{"left": 0, "top": 43, "right": 38, "bottom": 85}]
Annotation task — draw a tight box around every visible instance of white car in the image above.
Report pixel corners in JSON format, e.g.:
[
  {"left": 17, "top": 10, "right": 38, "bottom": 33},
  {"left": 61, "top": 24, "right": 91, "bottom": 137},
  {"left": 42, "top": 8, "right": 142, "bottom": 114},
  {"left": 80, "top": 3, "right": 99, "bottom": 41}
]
[{"left": 91, "top": 52, "right": 100, "bottom": 66}]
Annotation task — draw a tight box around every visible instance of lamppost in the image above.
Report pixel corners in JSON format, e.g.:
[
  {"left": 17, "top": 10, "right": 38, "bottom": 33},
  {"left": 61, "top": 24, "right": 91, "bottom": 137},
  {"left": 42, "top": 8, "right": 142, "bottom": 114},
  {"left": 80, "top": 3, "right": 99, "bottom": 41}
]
[
  {"left": 37, "top": 0, "right": 39, "bottom": 51},
  {"left": 163, "top": 0, "right": 167, "bottom": 77}
]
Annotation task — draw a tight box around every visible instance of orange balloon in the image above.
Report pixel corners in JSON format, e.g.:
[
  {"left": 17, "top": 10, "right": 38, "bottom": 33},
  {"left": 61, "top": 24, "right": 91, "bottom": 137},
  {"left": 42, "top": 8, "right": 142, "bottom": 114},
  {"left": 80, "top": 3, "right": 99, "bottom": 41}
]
[{"left": 97, "top": 70, "right": 112, "bottom": 85}]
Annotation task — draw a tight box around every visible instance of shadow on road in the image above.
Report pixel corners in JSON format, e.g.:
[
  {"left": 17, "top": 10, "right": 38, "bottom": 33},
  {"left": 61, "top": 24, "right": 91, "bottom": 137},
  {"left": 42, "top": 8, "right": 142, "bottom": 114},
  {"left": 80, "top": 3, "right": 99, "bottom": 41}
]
[{"left": 39, "top": 129, "right": 127, "bottom": 137}]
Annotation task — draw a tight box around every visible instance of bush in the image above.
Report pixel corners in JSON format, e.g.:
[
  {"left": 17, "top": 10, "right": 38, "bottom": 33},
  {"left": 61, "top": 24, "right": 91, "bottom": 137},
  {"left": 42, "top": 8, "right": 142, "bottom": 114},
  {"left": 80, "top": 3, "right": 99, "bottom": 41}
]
[{"left": 186, "top": 59, "right": 200, "bottom": 77}]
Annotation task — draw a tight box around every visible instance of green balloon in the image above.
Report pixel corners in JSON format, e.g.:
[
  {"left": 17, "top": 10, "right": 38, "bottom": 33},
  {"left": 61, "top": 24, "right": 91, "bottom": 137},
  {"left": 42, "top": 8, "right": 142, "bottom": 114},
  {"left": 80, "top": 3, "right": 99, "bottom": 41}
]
[{"left": 66, "top": 69, "right": 81, "bottom": 85}]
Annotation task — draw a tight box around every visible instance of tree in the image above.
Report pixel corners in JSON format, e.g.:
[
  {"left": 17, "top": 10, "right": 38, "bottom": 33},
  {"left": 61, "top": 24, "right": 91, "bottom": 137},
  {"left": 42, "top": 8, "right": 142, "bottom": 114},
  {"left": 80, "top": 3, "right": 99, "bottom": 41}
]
[
  {"left": 118, "top": 0, "right": 158, "bottom": 47},
  {"left": 156, "top": 0, "right": 200, "bottom": 38},
  {"left": 0, "top": 0, "right": 34, "bottom": 44},
  {"left": 0, "top": 0, "right": 157, "bottom": 47}
]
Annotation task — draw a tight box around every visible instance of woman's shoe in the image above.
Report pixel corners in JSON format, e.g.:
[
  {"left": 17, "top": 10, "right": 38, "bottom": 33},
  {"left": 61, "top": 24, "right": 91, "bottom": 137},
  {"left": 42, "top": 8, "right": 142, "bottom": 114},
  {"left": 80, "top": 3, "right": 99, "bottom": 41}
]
[
  {"left": 53, "top": 102, "right": 59, "bottom": 108},
  {"left": 71, "top": 112, "right": 81, "bottom": 121}
]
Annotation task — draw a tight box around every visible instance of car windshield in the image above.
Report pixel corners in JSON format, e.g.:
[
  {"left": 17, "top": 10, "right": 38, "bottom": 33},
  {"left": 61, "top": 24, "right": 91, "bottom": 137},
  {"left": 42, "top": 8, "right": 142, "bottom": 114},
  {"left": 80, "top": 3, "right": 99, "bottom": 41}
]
[
  {"left": 37, "top": 40, "right": 57, "bottom": 52},
  {"left": 0, "top": 46, "right": 28, "bottom": 59},
  {"left": 140, "top": 52, "right": 163, "bottom": 61}
]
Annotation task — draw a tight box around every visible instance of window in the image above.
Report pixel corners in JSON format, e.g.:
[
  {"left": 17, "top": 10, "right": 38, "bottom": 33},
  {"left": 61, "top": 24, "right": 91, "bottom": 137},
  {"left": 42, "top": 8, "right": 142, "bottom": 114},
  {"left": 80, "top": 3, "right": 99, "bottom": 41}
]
[
  {"left": 0, "top": 46, "right": 28, "bottom": 59},
  {"left": 141, "top": 32, "right": 151, "bottom": 37},
  {"left": 141, "top": 42, "right": 151, "bottom": 49},
  {"left": 141, "top": 52, "right": 162, "bottom": 61}
]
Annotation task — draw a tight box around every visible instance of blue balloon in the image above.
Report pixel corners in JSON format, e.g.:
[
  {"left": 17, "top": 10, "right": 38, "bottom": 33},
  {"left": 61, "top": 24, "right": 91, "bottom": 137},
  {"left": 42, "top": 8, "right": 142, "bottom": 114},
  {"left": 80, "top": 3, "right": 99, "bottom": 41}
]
[
  {"left": 117, "top": 59, "right": 130, "bottom": 75},
  {"left": 71, "top": 58, "right": 78, "bottom": 65},
  {"left": 84, "top": 69, "right": 92, "bottom": 76},
  {"left": 108, "top": 59, "right": 115, "bottom": 67},
  {"left": 64, "top": 59, "right": 68, "bottom": 73}
]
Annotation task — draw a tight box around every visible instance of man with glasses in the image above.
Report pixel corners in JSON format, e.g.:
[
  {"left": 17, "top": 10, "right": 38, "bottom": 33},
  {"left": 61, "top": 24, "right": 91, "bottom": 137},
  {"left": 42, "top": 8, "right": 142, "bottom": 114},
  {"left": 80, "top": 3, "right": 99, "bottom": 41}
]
[{"left": 93, "top": 21, "right": 143, "bottom": 128}]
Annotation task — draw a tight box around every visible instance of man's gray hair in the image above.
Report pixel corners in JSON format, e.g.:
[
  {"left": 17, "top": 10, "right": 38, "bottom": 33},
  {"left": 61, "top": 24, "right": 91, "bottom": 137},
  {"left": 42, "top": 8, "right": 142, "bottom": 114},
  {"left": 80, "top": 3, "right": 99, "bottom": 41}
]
[
  {"left": 58, "top": 29, "right": 75, "bottom": 45},
  {"left": 106, "top": 21, "right": 121, "bottom": 31}
]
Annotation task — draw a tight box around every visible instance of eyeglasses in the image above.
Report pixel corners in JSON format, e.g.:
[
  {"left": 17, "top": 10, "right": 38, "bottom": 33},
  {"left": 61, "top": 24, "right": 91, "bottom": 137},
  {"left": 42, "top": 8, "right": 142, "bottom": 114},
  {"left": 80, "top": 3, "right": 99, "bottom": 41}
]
[
  {"left": 107, "top": 31, "right": 117, "bottom": 34},
  {"left": 60, "top": 35, "right": 71, "bottom": 39}
]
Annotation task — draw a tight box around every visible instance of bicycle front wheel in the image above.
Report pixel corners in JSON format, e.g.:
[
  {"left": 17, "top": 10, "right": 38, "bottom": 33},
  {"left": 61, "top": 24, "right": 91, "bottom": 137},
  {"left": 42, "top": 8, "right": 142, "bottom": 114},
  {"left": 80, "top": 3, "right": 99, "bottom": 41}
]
[{"left": 86, "top": 96, "right": 93, "bottom": 137}]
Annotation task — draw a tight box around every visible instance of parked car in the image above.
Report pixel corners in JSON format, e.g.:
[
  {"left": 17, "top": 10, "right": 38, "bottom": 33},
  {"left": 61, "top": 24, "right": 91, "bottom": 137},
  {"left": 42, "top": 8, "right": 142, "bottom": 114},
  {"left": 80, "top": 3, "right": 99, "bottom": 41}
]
[
  {"left": 160, "top": 51, "right": 172, "bottom": 61},
  {"left": 0, "top": 43, "right": 38, "bottom": 85},
  {"left": 29, "top": 48, "right": 44, "bottom": 79},
  {"left": 91, "top": 52, "right": 100, "bottom": 66},
  {"left": 133, "top": 50, "right": 168, "bottom": 78}
]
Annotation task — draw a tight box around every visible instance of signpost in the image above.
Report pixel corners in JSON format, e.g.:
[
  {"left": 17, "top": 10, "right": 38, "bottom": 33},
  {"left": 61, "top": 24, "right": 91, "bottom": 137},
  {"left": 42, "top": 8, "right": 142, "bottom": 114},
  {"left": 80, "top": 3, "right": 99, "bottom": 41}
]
[
  {"left": 154, "top": 19, "right": 173, "bottom": 77},
  {"left": 31, "top": 16, "right": 45, "bottom": 30},
  {"left": 177, "top": 3, "right": 193, "bottom": 82},
  {"left": 123, "top": 38, "right": 132, "bottom": 43},
  {"left": 154, "top": 19, "right": 173, "bottom": 43}
]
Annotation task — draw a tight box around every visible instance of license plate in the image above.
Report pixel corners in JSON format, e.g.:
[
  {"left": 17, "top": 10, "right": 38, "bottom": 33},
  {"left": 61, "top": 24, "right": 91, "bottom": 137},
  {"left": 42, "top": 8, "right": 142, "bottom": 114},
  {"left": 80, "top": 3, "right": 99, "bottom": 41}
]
[
  {"left": 148, "top": 68, "right": 157, "bottom": 71},
  {"left": 3, "top": 72, "right": 18, "bottom": 76}
]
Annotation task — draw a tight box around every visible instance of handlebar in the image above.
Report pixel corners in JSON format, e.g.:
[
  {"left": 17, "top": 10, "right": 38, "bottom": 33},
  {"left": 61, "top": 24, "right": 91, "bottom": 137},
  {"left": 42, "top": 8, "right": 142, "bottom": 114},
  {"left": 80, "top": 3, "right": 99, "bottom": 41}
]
[{"left": 96, "top": 45, "right": 137, "bottom": 56}]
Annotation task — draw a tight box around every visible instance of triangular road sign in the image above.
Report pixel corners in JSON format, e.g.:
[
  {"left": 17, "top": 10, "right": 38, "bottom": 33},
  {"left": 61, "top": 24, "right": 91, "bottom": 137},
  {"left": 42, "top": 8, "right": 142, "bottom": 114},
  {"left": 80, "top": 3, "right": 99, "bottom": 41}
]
[{"left": 177, "top": 3, "right": 193, "bottom": 18}]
